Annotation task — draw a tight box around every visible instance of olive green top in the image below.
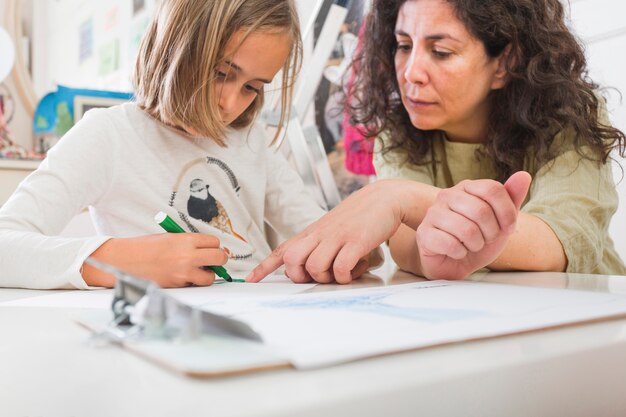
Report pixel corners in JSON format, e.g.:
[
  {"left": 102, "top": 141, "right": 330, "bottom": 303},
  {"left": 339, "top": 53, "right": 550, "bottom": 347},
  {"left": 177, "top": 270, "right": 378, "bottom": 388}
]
[{"left": 374, "top": 118, "right": 626, "bottom": 275}]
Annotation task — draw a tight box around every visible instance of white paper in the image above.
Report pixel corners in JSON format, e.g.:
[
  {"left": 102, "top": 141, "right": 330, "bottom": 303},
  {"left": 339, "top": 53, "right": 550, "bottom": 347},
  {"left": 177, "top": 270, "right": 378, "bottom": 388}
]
[
  {"left": 165, "top": 278, "right": 316, "bottom": 306},
  {"left": 198, "top": 280, "right": 626, "bottom": 369},
  {"left": 0, "top": 275, "right": 315, "bottom": 309},
  {"left": 0, "top": 289, "right": 114, "bottom": 309}
]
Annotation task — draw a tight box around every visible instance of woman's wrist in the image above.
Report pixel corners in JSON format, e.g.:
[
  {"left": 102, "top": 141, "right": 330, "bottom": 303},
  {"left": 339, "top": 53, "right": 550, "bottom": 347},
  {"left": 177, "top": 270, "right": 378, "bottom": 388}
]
[
  {"left": 385, "top": 180, "right": 438, "bottom": 229},
  {"left": 388, "top": 224, "right": 423, "bottom": 275}
]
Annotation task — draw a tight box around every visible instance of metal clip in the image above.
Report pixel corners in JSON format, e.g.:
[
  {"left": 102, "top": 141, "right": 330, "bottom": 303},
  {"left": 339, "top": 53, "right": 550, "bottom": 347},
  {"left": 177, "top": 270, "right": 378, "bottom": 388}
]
[{"left": 85, "top": 258, "right": 263, "bottom": 343}]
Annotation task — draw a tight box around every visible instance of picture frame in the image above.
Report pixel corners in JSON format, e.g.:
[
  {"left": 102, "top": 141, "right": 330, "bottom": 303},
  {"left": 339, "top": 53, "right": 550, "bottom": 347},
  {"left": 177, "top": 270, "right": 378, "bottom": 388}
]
[
  {"left": 73, "top": 95, "right": 129, "bottom": 123},
  {"left": 133, "top": 0, "right": 146, "bottom": 15}
]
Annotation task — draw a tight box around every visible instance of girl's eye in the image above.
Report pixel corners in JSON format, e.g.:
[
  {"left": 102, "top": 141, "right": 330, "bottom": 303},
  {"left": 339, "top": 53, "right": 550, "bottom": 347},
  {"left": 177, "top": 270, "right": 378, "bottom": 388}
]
[
  {"left": 215, "top": 70, "right": 227, "bottom": 79},
  {"left": 245, "top": 84, "right": 261, "bottom": 94}
]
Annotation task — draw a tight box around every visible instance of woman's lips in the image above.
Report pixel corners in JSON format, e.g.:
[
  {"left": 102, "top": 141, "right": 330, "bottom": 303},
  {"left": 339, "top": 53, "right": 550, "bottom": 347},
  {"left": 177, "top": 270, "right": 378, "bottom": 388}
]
[{"left": 406, "top": 97, "right": 437, "bottom": 109}]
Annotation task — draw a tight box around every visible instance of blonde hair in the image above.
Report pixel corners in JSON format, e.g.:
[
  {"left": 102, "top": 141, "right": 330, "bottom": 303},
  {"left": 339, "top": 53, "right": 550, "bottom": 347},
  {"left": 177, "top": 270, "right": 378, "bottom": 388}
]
[{"left": 133, "top": 0, "right": 302, "bottom": 146}]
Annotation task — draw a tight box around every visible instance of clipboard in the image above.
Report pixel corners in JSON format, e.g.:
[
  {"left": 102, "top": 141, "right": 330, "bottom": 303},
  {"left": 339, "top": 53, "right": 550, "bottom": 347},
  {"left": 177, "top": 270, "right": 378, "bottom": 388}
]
[
  {"left": 78, "top": 259, "right": 291, "bottom": 377},
  {"left": 78, "top": 310, "right": 291, "bottom": 377},
  {"left": 78, "top": 259, "right": 626, "bottom": 378}
]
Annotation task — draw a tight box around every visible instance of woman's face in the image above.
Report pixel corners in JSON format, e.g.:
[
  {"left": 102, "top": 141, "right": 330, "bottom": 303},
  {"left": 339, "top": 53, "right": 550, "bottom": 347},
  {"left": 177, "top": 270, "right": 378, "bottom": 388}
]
[
  {"left": 394, "top": 0, "right": 508, "bottom": 142},
  {"left": 214, "top": 29, "right": 291, "bottom": 126}
]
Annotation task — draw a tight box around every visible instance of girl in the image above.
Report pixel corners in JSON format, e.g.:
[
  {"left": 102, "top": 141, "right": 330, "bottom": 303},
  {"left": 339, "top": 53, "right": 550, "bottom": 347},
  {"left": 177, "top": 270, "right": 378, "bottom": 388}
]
[
  {"left": 248, "top": 0, "right": 626, "bottom": 283},
  {"left": 0, "top": 0, "right": 334, "bottom": 289}
]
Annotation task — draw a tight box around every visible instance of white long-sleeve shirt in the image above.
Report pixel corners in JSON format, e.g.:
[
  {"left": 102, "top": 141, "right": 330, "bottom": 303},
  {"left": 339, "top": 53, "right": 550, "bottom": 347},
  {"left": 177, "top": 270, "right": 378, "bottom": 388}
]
[{"left": 0, "top": 104, "right": 325, "bottom": 289}]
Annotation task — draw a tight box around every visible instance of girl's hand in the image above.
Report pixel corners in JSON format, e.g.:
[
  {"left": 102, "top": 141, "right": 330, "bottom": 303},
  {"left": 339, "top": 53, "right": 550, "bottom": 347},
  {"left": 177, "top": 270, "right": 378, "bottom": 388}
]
[
  {"left": 83, "top": 233, "right": 228, "bottom": 288},
  {"left": 416, "top": 171, "right": 532, "bottom": 280}
]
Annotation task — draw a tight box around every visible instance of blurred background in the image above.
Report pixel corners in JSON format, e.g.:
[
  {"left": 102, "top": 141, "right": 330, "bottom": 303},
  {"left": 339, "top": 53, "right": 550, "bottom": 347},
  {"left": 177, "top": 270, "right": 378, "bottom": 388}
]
[{"left": 0, "top": 0, "right": 625, "bottom": 259}]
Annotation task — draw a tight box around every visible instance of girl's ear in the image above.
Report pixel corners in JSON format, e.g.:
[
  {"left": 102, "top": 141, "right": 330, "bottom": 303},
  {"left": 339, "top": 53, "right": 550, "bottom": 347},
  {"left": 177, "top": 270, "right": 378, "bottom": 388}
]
[{"left": 491, "top": 44, "right": 512, "bottom": 90}]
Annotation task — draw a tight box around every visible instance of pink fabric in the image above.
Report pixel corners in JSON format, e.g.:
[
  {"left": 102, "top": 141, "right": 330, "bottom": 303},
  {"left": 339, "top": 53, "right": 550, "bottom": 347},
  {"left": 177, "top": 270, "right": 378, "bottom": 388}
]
[
  {"left": 342, "top": 22, "right": 375, "bottom": 176},
  {"left": 343, "top": 115, "right": 375, "bottom": 175}
]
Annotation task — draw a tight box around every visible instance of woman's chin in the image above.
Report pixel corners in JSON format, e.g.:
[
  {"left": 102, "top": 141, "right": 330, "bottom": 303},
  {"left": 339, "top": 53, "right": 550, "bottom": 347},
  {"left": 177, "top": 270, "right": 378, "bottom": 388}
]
[{"left": 409, "top": 117, "right": 441, "bottom": 132}]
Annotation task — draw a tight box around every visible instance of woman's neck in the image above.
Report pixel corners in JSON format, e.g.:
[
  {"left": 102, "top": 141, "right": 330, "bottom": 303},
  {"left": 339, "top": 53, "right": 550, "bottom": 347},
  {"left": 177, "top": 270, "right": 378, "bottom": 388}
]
[
  {"left": 443, "top": 129, "right": 485, "bottom": 144},
  {"left": 443, "top": 102, "right": 491, "bottom": 144}
]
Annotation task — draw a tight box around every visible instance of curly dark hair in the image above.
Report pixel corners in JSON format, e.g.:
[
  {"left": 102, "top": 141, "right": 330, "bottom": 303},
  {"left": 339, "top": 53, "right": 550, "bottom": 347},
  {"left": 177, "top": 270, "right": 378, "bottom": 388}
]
[{"left": 350, "top": 0, "right": 626, "bottom": 181}]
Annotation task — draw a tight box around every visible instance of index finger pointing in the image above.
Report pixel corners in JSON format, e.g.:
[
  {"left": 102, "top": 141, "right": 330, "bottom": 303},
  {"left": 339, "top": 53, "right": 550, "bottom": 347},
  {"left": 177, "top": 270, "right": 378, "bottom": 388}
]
[{"left": 245, "top": 246, "right": 286, "bottom": 282}]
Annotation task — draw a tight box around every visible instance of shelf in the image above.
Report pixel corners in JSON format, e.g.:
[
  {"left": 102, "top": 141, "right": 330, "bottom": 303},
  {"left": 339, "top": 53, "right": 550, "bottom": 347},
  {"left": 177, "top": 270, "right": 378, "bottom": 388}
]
[{"left": 0, "top": 158, "right": 42, "bottom": 170}]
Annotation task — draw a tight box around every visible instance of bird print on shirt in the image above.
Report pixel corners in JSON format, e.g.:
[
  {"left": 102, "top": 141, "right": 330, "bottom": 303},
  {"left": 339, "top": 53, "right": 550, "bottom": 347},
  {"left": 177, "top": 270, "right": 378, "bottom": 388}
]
[{"left": 187, "top": 178, "right": 247, "bottom": 242}]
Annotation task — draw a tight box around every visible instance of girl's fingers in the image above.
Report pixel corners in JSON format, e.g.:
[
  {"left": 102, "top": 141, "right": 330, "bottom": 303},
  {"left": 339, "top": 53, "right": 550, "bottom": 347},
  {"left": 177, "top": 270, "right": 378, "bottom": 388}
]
[
  {"left": 192, "top": 248, "right": 228, "bottom": 267},
  {"left": 188, "top": 233, "right": 221, "bottom": 248},
  {"left": 186, "top": 267, "right": 216, "bottom": 287}
]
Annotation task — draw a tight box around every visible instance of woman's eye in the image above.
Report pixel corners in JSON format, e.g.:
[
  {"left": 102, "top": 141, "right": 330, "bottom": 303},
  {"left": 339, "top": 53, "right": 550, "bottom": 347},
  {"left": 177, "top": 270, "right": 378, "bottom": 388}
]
[
  {"left": 215, "top": 70, "right": 227, "bottom": 79},
  {"left": 433, "top": 49, "right": 452, "bottom": 58},
  {"left": 245, "top": 85, "right": 261, "bottom": 94},
  {"left": 396, "top": 43, "right": 411, "bottom": 52}
]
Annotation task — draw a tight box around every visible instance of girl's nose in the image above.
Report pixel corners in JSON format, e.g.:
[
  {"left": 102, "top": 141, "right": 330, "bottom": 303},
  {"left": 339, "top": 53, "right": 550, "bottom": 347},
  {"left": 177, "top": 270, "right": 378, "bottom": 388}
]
[{"left": 218, "top": 84, "right": 238, "bottom": 116}]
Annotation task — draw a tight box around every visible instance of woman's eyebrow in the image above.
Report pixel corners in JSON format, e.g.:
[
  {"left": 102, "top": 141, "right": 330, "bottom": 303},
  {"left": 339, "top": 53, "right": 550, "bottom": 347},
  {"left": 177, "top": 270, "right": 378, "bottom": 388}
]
[
  {"left": 424, "top": 33, "right": 462, "bottom": 43},
  {"left": 394, "top": 29, "right": 410, "bottom": 37},
  {"left": 394, "top": 29, "right": 461, "bottom": 44}
]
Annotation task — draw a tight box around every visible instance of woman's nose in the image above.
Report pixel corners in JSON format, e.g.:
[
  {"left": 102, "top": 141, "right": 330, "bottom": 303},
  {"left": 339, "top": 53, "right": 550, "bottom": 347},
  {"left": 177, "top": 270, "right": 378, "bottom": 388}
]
[{"left": 404, "top": 51, "right": 429, "bottom": 86}]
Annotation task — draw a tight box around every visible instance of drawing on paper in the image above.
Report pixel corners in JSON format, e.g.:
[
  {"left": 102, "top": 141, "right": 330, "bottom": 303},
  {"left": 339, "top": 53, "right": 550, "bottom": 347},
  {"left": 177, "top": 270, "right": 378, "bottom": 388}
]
[{"left": 260, "top": 291, "right": 488, "bottom": 323}]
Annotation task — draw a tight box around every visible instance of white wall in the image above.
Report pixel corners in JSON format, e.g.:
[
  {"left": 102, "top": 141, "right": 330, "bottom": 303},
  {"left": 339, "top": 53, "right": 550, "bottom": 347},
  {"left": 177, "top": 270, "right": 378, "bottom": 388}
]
[
  {"left": 33, "top": 0, "right": 159, "bottom": 95},
  {"left": 567, "top": 0, "right": 626, "bottom": 260},
  {"left": 1, "top": 3, "right": 34, "bottom": 151},
  {"left": 3, "top": 0, "right": 626, "bottom": 259},
  {"left": 7, "top": 0, "right": 316, "bottom": 148}
]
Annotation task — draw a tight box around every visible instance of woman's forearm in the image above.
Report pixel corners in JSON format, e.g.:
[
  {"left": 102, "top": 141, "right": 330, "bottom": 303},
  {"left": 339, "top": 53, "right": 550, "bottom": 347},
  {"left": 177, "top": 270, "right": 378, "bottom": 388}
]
[
  {"left": 488, "top": 212, "right": 567, "bottom": 272},
  {"left": 385, "top": 180, "right": 439, "bottom": 276},
  {"left": 393, "top": 181, "right": 440, "bottom": 229},
  {"left": 387, "top": 212, "right": 567, "bottom": 277},
  {"left": 388, "top": 224, "right": 423, "bottom": 275}
]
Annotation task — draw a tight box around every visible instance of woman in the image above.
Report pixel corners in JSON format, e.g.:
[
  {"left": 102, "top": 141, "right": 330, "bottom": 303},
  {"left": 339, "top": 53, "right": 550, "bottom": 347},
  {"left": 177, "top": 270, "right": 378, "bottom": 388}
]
[{"left": 248, "top": 0, "right": 626, "bottom": 284}]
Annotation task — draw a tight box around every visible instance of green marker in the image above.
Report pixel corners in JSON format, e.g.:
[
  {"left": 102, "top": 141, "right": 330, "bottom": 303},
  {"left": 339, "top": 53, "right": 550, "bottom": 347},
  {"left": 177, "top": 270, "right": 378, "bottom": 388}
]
[{"left": 154, "top": 211, "right": 236, "bottom": 282}]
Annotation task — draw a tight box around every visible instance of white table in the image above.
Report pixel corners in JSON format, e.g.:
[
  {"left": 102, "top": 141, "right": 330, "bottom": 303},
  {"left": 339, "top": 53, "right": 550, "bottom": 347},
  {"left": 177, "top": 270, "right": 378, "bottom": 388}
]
[{"left": 2, "top": 269, "right": 626, "bottom": 417}]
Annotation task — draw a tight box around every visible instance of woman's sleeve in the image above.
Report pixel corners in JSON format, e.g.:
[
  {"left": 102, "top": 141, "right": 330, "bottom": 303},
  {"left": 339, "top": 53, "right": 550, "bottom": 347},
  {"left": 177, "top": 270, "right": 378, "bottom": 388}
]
[
  {"left": 373, "top": 134, "right": 434, "bottom": 184},
  {"left": 0, "top": 110, "right": 117, "bottom": 289},
  {"left": 523, "top": 98, "right": 626, "bottom": 274},
  {"left": 522, "top": 146, "right": 623, "bottom": 274}
]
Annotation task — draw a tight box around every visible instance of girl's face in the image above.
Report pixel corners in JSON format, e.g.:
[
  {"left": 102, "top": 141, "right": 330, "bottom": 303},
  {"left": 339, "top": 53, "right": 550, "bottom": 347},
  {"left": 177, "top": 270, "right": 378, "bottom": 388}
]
[
  {"left": 214, "top": 29, "right": 292, "bottom": 126},
  {"left": 394, "top": 0, "right": 508, "bottom": 143}
]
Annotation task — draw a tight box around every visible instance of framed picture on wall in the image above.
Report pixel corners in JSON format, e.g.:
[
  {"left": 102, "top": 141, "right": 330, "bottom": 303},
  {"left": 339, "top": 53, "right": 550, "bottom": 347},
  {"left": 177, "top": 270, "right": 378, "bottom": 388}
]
[
  {"left": 133, "top": 0, "right": 146, "bottom": 15},
  {"left": 73, "top": 95, "right": 130, "bottom": 123}
]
